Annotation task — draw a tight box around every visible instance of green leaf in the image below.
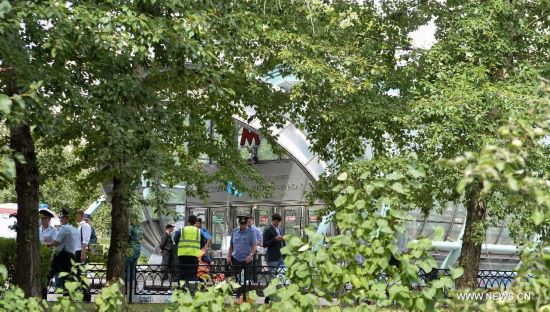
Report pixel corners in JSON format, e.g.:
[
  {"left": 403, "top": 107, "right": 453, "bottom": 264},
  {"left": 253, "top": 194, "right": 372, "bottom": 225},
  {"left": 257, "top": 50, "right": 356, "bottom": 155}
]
[
  {"left": 415, "top": 298, "right": 426, "bottom": 311},
  {"left": 433, "top": 226, "right": 444, "bottom": 241},
  {"left": 532, "top": 209, "right": 544, "bottom": 226},
  {"left": 13, "top": 94, "right": 25, "bottom": 109},
  {"left": 334, "top": 195, "right": 347, "bottom": 207},
  {"left": 298, "top": 243, "right": 310, "bottom": 252},
  {"left": 296, "top": 269, "right": 309, "bottom": 278},
  {"left": 355, "top": 199, "right": 366, "bottom": 209},
  {"left": 422, "top": 287, "right": 436, "bottom": 299},
  {"left": 0, "top": 0, "right": 12, "bottom": 18},
  {"left": 419, "top": 260, "right": 433, "bottom": 273},
  {"left": 407, "top": 165, "right": 426, "bottom": 178},
  {"left": 391, "top": 182, "right": 405, "bottom": 194},
  {"left": 451, "top": 267, "right": 464, "bottom": 279},
  {"left": 337, "top": 172, "right": 348, "bottom": 181},
  {"left": 386, "top": 171, "right": 405, "bottom": 180},
  {"left": 0, "top": 94, "right": 12, "bottom": 114}
]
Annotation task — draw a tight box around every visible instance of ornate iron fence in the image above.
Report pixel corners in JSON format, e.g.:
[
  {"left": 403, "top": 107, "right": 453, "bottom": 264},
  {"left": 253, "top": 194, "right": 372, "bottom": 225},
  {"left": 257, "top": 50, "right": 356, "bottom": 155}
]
[
  {"left": 44, "top": 263, "right": 518, "bottom": 303},
  {"left": 46, "top": 263, "right": 125, "bottom": 297},
  {"left": 477, "top": 270, "right": 517, "bottom": 289},
  {"left": 132, "top": 263, "right": 288, "bottom": 302}
]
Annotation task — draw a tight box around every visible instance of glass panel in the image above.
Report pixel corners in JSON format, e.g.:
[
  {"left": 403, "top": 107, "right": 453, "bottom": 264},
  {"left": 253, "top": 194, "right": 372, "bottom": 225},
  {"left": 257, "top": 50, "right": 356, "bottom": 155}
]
[
  {"left": 496, "top": 227, "right": 513, "bottom": 245},
  {"left": 306, "top": 208, "right": 322, "bottom": 231},
  {"left": 210, "top": 208, "right": 226, "bottom": 250},
  {"left": 283, "top": 208, "right": 302, "bottom": 236},
  {"left": 166, "top": 187, "right": 186, "bottom": 205},
  {"left": 255, "top": 206, "right": 273, "bottom": 232},
  {"left": 404, "top": 220, "right": 423, "bottom": 239},
  {"left": 453, "top": 204, "right": 467, "bottom": 224},
  {"left": 419, "top": 221, "right": 447, "bottom": 238},
  {"left": 428, "top": 202, "right": 456, "bottom": 222},
  {"left": 446, "top": 223, "right": 463, "bottom": 242},
  {"left": 486, "top": 227, "right": 501, "bottom": 244},
  {"left": 190, "top": 208, "right": 207, "bottom": 226},
  {"left": 279, "top": 153, "right": 291, "bottom": 160},
  {"left": 257, "top": 138, "right": 277, "bottom": 161}
]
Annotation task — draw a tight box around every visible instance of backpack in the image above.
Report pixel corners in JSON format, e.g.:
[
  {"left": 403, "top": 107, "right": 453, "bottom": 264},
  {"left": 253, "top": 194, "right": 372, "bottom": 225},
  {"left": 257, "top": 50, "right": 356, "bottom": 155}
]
[{"left": 89, "top": 226, "right": 98, "bottom": 245}]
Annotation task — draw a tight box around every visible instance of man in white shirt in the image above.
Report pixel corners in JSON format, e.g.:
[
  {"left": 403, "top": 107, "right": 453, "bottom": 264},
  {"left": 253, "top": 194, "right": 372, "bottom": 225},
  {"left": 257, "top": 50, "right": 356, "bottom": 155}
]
[
  {"left": 76, "top": 210, "right": 92, "bottom": 263},
  {"left": 39, "top": 209, "right": 57, "bottom": 244},
  {"left": 75, "top": 210, "right": 92, "bottom": 302}
]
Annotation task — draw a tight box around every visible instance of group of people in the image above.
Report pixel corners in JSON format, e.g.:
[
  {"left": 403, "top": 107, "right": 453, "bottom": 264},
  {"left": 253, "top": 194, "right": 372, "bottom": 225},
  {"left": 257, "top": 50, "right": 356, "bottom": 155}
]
[
  {"left": 158, "top": 213, "right": 286, "bottom": 287},
  {"left": 159, "top": 215, "right": 213, "bottom": 281},
  {"left": 39, "top": 208, "right": 95, "bottom": 301}
]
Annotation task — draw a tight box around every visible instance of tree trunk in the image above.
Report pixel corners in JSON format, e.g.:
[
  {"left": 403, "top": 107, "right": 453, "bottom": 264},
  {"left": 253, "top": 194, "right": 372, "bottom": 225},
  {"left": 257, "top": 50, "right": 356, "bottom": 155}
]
[
  {"left": 10, "top": 123, "right": 41, "bottom": 297},
  {"left": 456, "top": 182, "right": 486, "bottom": 289},
  {"left": 106, "top": 175, "right": 130, "bottom": 282}
]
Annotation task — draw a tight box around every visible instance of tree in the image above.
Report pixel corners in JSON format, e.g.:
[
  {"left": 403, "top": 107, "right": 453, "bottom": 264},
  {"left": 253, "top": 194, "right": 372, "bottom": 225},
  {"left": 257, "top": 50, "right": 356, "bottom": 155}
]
[
  {"left": 0, "top": 0, "right": 100, "bottom": 295},
  {"left": 284, "top": 0, "right": 548, "bottom": 289},
  {"left": 46, "top": 1, "right": 303, "bottom": 281},
  {"left": 404, "top": 1, "right": 550, "bottom": 288}
]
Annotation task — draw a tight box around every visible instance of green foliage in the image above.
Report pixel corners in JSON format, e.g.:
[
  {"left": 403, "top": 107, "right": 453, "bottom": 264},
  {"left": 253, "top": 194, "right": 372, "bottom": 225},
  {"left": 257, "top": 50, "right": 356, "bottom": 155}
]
[
  {"left": 94, "top": 281, "right": 125, "bottom": 312},
  {"left": 0, "top": 263, "right": 46, "bottom": 312},
  {"left": 443, "top": 93, "right": 550, "bottom": 243},
  {"left": 0, "top": 285, "right": 45, "bottom": 312},
  {"left": 277, "top": 159, "right": 456, "bottom": 311},
  {"left": 0, "top": 237, "right": 53, "bottom": 288},
  {"left": 164, "top": 281, "right": 241, "bottom": 312}
]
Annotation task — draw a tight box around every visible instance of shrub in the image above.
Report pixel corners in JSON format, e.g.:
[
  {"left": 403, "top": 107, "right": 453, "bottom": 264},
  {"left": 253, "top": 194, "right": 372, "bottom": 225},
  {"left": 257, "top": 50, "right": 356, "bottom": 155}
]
[
  {"left": 0, "top": 265, "right": 46, "bottom": 311},
  {"left": 0, "top": 237, "right": 53, "bottom": 288}
]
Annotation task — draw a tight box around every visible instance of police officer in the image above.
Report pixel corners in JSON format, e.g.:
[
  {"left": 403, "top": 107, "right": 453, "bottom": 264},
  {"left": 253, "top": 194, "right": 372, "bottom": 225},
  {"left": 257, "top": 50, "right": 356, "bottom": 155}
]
[
  {"left": 39, "top": 208, "right": 57, "bottom": 299},
  {"left": 227, "top": 216, "right": 257, "bottom": 299},
  {"left": 47, "top": 209, "right": 78, "bottom": 293},
  {"left": 174, "top": 215, "right": 204, "bottom": 285},
  {"left": 39, "top": 208, "right": 57, "bottom": 244}
]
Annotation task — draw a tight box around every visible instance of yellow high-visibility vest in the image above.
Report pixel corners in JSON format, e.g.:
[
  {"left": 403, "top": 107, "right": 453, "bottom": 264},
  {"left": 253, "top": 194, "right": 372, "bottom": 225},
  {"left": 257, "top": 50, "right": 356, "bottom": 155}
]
[{"left": 177, "top": 226, "right": 200, "bottom": 257}]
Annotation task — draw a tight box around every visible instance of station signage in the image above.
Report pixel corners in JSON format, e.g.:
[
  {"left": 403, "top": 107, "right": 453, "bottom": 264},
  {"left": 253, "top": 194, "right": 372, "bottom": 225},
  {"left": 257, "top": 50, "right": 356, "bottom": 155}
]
[
  {"left": 240, "top": 128, "right": 260, "bottom": 146},
  {"left": 285, "top": 215, "right": 296, "bottom": 222}
]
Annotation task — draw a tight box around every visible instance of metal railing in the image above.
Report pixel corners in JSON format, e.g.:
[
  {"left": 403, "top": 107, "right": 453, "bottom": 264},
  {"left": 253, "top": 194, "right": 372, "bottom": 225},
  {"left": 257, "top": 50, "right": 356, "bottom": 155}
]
[{"left": 45, "top": 263, "right": 518, "bottom": 303}]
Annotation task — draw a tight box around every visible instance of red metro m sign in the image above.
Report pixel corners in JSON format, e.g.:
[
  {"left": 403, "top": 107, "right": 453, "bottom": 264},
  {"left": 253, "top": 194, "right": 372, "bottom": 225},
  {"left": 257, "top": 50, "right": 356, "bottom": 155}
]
[{"left": 240, "top": 128, "right": 260, "bottom": 146}]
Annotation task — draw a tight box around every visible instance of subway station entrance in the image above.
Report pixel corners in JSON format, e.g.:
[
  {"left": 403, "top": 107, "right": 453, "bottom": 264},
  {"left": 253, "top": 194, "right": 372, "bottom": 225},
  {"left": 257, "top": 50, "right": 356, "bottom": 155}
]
[
  {"left": 187, "top": 202, "right": 325, "bottom": 250},
  {"left": 182, "top": 158, "right": 329, "bottom": 252}
]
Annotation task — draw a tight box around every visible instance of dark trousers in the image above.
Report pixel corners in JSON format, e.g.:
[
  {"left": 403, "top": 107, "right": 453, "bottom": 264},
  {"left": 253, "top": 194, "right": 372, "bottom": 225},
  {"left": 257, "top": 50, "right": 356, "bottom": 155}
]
[
  {"left": 74, "top": 250, "right": 91, "bottom": 302},
  {"left": 161, "top": 250, "right": 177, "bottom": 280},
  {"left": 48, "top": 250, "right": 74, "bottom": 295},
  {"left": 178, "top": 256, "right": 198, "bottom": 285},
  {"left": 231, "top": 257, "right": 251, "bottom": 297},
  {"left": 251, "top": 254, "right": 260, "bottom": 282}
]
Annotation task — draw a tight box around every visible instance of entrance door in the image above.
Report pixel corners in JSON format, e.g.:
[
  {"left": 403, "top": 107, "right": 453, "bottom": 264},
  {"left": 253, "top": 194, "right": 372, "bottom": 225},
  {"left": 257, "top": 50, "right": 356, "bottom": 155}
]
[
  {"left": 189, "top": 208, "right": 207, "bottom": 227},
  {"left": 306, "top": 207, "right": 322, "bottom": 231},
  {"left": 209, "top": 207, "right": 227, "bottom": 250},
  {"left": 281, "top": 206, "right": 303, "bottom": 236}
]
